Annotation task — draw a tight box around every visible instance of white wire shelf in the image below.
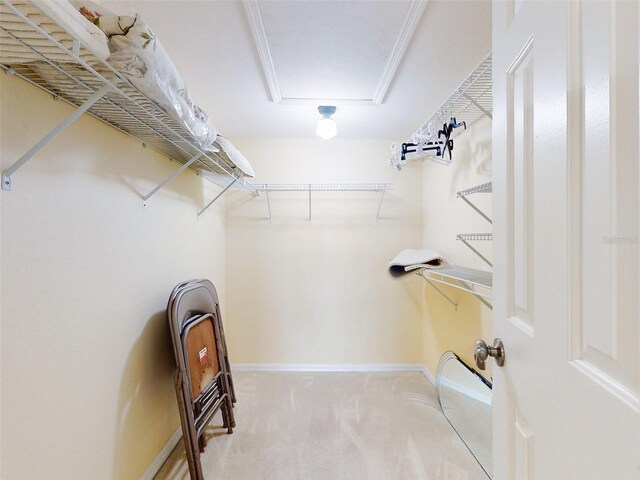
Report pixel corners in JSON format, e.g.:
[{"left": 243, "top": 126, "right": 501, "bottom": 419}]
[
  {"left": 0, "top": 0, "right": 256, "bottom": 202},
  {"left": 457, "top": 233, "right": 492, "bottom": 241},
  {"left": 391, "top": 53, "right": 492, "bottom": 170},
  {"left": 457, "top": 181, "right": 492, "bottom": 225},
  {"left": 421, "top": 265, "right": 493, "bottom": 310},
  {"left": 257, "top": 183, "right": 392, "bottom": 222},
  {"left": 457, "top": 182, "right": 492, "bottom": 198},
  {"left": 258, "top": 183, "right": 391, "bottom": 192},
  {"left": 410, "top": 53, "right": 492, "bottom": 144}
]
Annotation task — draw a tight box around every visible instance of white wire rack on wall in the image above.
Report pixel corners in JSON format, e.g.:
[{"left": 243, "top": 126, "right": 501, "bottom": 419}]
[
  {"left": 423, "top": 180, "right": 493, "bottom": 309},
  {"left": 421, "top": 265, "right": 492, "bottom": 311},
  {"left": 257, "top": 183, "right": 392, "bottom": 223},
  {"left": 0, "top": 0, "right": 256, "bottom": 211},
  {"left": 391, "top": 53, "right": 492, "bottom": 170},
  {"left": 456, "top": 181, "right": 493, "bottom": 266},
  {"left": 457, "top": 181, "right": 492, "bottom": 224},
  {"left": 456, "top": 233, "right": 493, "bottom": 267}
]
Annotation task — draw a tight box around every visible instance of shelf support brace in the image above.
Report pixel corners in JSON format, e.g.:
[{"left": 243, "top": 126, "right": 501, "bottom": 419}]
[
  {"left": 458, "top": 238, "right": 493, "bottom": 267},
  {"left": 142, "top": 153, "right": 203, "bottom": 206},
  {"left": 2, "top": 83, "right": 111, "bottom": 191},
  {"left": 458, "top": 280, "right": 493, "bottom": 310},
  {"left": 426, "top": 279, "right": 458, "bottom": 310},
  {"left": 375, "top": 188, "right": 386, "bottom": 223},
  {"left": 197, "top": 178, "right": 237, "bottom": 217},
  {"left": 424, "top": 275, "right": 493, "bottom": 310},
  {"left": 461, "top": 92, "right": 492, "bottom": 120},
  {"left": 265, "top": 187, "right": 272, "bottom": 224},
  {"left": 459, "top": 196, "right": 492, "bottom": 224}
]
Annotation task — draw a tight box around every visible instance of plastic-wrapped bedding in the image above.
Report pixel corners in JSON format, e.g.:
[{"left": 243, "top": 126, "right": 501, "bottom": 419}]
[
  {"left": 0, "top": 0, "right": 110, "bottom": 64},
  {"left": 214, "top": 137, "right": 255, "bottom": 178},
  {"left": 1, "top": 0, "right": 256, "bottom": 178},
  {"left": 74, "top": 3, "right": 218, "bottom": 150}
]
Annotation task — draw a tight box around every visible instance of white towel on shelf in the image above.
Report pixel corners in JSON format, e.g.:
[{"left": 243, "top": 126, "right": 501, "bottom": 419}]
[{"left": 388, "top": 249, "right": 446, "bottom": 278}]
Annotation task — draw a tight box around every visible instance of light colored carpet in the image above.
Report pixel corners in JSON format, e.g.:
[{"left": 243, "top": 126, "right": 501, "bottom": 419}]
[{"left": 154, "top": 372, "right": 488, "bottom": 480}]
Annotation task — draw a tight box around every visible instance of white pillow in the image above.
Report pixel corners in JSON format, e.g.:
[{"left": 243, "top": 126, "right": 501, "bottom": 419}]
[{"left": 215, "top": 137, "right": 255, "bottom": 178}]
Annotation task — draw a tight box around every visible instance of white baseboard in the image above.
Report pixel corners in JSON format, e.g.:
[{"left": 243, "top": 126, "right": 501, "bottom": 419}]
[
  {"left": 140, "top": 427, "right": 182, "bottom": 480},
  {"left": 421, "top": 365, "right": 437, "bottom": 386},
  {"left": 231, "top": 363, "right": 424, "bottom": 373}
]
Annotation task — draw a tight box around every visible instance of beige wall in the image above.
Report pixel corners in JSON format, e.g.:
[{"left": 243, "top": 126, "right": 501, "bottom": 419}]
[
  {"left": 419, "top": 117, "right": 493, "bottom": 379},
  {"left": 0, "top": 67, "right": 491, "bottom": 480},
  {"left": 0, "top": 75, "right": 227, "bottom": 479},
  {"left": 224, "top": 138, "right": 424, "bottom": 365}
]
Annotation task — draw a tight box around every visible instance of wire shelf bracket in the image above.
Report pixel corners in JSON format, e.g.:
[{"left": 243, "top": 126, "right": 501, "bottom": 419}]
[
  {"left": 258, "top": 183, "right": 392, "bottom": 222},
  {"left": 421, "top": 265, "right": 492, "bottom": 310},
  {"left": 0, "top": 0, "right": 256, "bottom": 198},
  {"left": 457, "top": 181, "right": 492, "bottom": 224},
  {"left": 425, "top": 279, "right": 458, "bottom": 310},
  {"left": 456, "top": 233, "right": 493, "bottom": 267},
  {"left": 2, "top": 82, "right": 112, "bottom": 190},
  {"left": 142, "top": 153, "right": 203, "bottom": 206},
  {"left": 375, "top": 188, "right": 386, "bottom": 224},
  {"left": 197, "top": 178, "right": 238, "bottom": 217}
]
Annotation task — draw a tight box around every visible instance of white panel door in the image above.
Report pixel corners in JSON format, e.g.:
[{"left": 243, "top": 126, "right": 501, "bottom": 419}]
[{"left": 492, "top": 1, "right": 640, "bottom": 479}]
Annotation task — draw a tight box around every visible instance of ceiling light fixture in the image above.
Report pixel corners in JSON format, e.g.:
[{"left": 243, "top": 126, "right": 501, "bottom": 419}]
[{"left": 316, "top": 106, "right": 337, "bottom": 139}]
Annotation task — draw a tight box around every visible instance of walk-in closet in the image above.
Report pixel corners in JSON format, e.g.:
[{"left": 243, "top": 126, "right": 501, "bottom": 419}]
[{"left": 1, "top": 1, "right": 638, "bottom": 479}]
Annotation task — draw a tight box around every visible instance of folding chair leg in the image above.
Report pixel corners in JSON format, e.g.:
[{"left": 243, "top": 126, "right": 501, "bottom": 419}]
[
  {"left": 215, "top": 305, "right": 237, "bottom": 404},
  {"left": 225, "top": 391, "right": 235, "bottom": 428},
  {"left": 213, "top": 313, "right": 237, "bottom": 428},
  {"left": 226, "top": 367, "right": 237, "bottom": 405},
  {"left": 223, "top": 401, "right": 233, "bottom": 434},
  {"left": 174, "top": 370, "right": 204, "bottom": 480}
]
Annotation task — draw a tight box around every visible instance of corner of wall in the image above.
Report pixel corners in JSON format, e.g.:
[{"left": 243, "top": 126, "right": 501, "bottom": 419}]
[{"left": 420, "top": 117, "right": 493, "bottom": 379}]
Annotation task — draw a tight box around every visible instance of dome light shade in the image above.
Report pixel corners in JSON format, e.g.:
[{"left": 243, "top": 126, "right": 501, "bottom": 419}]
[
  {"left": 316, "top": 117, "right": 337, "bottom": 139},
  {"left": 316, "top": 105, "right": 337, "bottom": 139}
]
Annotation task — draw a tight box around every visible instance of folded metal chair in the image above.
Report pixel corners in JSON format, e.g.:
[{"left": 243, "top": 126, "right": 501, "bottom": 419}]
[
  {"left": 169, "top": 279, "right": 236, "bottom": 404},
  {"left": 167, "top": 280, "right": 236, "bottom": 480}
]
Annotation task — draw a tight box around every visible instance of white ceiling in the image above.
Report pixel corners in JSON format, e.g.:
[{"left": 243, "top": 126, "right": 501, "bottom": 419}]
[
  {"left": 101, "top": 0, "right": 491, "bottom": 140},
  {"left": 244, "top": 0, "right": 424, "bottom": 104}
]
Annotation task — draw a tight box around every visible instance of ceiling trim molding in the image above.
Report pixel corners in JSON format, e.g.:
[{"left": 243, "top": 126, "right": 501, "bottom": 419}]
[
  {"left": 242, "top": 0, "right": 427, "bottom": 106},
  {"left": 372, "top": 0, "right": 428, "bottom": 104},
  {"left": 277, "top": 98, "right": 375, "bottom": 106},
  {"left": 242, "top": 0, "right": 282, "bottom": 103}
]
